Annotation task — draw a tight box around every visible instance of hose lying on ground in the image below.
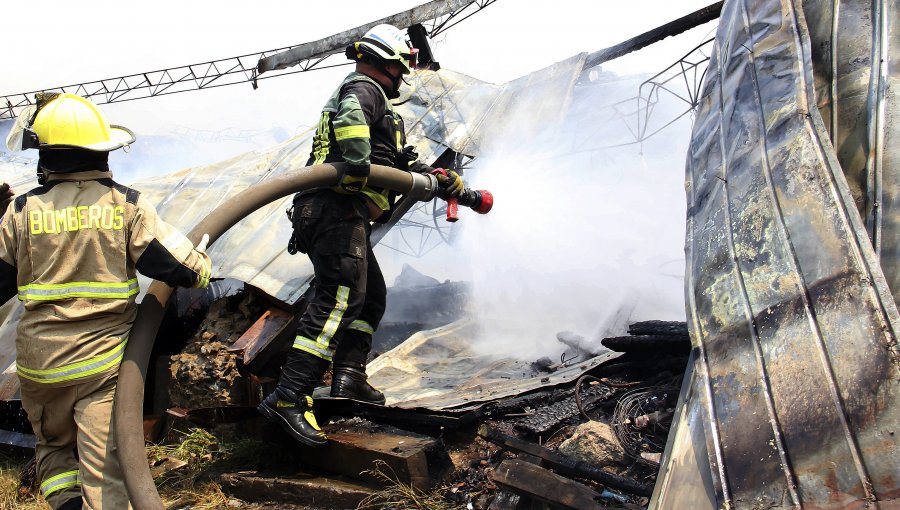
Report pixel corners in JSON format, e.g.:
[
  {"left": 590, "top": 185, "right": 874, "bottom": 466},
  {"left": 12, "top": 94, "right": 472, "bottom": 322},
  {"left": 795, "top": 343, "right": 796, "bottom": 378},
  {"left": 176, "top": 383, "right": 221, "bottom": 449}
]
[{"left": 115, "top": 163, "right": 438, "bottom": 509}]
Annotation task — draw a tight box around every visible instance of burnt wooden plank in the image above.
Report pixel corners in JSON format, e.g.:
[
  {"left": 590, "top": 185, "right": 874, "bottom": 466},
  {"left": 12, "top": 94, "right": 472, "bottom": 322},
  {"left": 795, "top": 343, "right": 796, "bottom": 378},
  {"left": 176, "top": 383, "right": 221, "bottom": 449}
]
[
  {"left": 491, "top": 460, "right": 610, "bottom": 510},
  {"left": 584, "top": 2, "right": 722, "bottom": 68},
  {"left": 227, "top": 308, "right": 295, "bottom": 368},
  {"left": 478, "top": 425, "right": 654, "bottom": 497},
  {"left": 296, "top": 428, "right": 451, "bottom": 490},
  {"left": 601, "top": 335, "right": 690, "bottom": 353},
  {"left": 220, "top": 470, "right": 374, "bottom": 509},
  {"left": 626, "top": 320, "right": 688, "bottom": 337}
]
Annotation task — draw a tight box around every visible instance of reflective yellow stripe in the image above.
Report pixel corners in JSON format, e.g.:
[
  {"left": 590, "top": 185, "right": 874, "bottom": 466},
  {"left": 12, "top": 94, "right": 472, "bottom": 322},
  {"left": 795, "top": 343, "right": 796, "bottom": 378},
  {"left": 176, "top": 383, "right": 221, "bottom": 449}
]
[
  {"left": 316, "top": 286, "right": 349, "bottom": 346},
  {"left": 17, "top": 339, "right": 127, "bottom": 384},
  {"left": 193, "top": 263, "right": 211, "bottom": 289},
  {"left": 348, "top": 320, "right": 374, "bottom": 335},
  {"left": 395, "top": 122, "right": 402, "bottom": 151},
  {"left": 292, "top": 285, "right": 350, "bottom": 361},
  {"left": 17, "top": 279, "right": 139, "bottom": 301},
  {"left": 334, "top": 125, "right": 370, "bottom": 141},
  {"left": 361, "top": 188, "right": 390, "bottom": 211},
  {"left": 313, "top": 112, "right": 331, "bottom": 165},
  {"left": 41, "top": 469, "right": 80, "bottom": 496},
  {"left": 292, "top": 336, "right": 334, "bottom": 361}
]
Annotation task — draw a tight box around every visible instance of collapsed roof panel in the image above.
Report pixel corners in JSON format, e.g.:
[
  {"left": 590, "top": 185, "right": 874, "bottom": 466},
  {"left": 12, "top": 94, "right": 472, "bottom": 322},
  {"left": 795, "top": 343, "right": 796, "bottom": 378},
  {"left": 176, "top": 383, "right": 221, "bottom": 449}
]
[
  {"left": 367, "top": 321, "right": 620, "bottom": 411},
  {"left": 0, "top": 56, "right": 585, "bottom": 401},
  {"left": 656, "top": 0, "right": 900, "bottom": 507},
  {"left": 128, "top": 58, "right": 585, "bottom": 304}
]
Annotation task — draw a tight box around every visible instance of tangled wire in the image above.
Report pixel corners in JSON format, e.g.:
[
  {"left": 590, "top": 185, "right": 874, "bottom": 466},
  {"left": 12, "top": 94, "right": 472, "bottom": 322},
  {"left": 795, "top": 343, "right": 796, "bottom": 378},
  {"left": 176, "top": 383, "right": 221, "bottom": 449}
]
[{"left": 611, "top": 383, "right": 679, "bottom": 457}]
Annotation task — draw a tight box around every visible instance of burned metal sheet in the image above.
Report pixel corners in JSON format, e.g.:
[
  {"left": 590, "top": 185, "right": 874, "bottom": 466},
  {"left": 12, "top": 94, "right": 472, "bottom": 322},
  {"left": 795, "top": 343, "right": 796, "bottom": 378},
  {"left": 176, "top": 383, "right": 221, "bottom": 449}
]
[
  {"left": 663, "top": 0, "right": 900, "bottom": 507},
  {"left": 803, "top": 0, "right": 900, "bottom": 311},
  {"left": 649, "top": 352, "right": 717, "bottom": 510},
  {"left": 366, "top": 321, "right": 620, "bottom": 411}
]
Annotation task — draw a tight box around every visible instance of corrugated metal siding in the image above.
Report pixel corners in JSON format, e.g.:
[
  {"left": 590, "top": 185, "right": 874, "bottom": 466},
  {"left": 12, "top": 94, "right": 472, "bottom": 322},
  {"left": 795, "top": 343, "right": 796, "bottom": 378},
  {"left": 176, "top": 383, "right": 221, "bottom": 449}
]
[{"left": 656, "top": 0, "right": 900, "bottom": 507}]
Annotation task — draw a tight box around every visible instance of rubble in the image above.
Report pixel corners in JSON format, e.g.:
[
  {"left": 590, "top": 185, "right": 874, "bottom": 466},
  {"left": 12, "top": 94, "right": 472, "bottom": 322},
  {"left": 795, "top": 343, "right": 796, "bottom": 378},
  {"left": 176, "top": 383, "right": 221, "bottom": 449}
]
[
  {"left": 558, "top": 421, "right": 629, "bottom": 466},
  {"left": 2, "top": 275, "right": 689, "bottom": 509},
  {"left": 167, "top": 292, "right": 264, "bottom": 410}
]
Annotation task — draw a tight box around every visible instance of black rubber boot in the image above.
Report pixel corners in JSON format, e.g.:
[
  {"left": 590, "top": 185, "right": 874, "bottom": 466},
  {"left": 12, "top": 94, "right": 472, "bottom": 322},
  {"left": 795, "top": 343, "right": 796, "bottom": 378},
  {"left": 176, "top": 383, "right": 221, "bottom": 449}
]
[
  {"left": 57, "top": 498, "right": 83, "bottom": 510},
  {"left": 331, "top": 365, "right": 386, "bottom": 405},
  {"left": 257, "top": 387, "right": 327, "bottom": 447}
]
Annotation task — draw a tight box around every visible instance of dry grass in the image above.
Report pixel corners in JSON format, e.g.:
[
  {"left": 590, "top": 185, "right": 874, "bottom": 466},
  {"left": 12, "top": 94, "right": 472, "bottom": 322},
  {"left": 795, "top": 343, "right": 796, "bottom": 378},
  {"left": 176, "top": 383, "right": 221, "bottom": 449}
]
[
  {"left": 0, "top": 455, "right": 49, "bottom": 510},
  {"left": 146, "top": 428, "right": 232, "bottom": 510},
  {"left": 148, "top": 427, "right": 289, "bottom": 510},
  {"left": 357, "top": 460, "right": 463, "bottom": 510},
  {"left": 0, "top": 428, "right": 327, "bottom": 510}
]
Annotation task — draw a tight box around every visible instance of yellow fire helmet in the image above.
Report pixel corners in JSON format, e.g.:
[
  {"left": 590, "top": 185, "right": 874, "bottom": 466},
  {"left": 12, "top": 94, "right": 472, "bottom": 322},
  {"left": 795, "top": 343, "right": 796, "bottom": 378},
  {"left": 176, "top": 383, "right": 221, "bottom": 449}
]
[{"left": 5, "top": 92, "right": 135, "bottom": 152}]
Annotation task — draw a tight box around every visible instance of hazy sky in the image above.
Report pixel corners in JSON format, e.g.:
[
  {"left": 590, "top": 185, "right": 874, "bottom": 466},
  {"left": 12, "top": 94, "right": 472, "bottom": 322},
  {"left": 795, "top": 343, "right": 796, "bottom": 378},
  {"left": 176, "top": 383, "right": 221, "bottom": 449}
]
[{"left": 3, "top": 1, "right": 716, "bottom": 137}]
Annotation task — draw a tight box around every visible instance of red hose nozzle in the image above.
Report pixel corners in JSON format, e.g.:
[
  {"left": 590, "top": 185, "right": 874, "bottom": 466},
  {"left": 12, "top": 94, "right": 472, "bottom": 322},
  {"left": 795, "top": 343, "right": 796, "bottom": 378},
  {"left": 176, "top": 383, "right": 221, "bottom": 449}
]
[
  {"left": 455, "top": 188, "right": 492, "bottom": 216},
  {"left": 432, "top": 167, "right": 493, "bottom": 221},
  {"left": 472, "top": 190, "right": 492, "bottom": 214}
]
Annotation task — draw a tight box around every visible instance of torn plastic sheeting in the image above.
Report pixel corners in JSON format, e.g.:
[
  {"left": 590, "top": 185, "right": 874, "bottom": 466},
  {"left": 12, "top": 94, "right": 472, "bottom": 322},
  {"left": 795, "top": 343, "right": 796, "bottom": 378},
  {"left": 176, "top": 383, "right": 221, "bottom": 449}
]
[
  {"left": 0, "top": 60, "right": 587, "bottom": 404},
  {"left": 367, "top": 320, "right": 620, "bottom": 411},
  {"left": 131, "top": 61, "right": 585, "bottom": 306},
  {"left": 660, "top": 0, "right": 900, "bottom": 508}
]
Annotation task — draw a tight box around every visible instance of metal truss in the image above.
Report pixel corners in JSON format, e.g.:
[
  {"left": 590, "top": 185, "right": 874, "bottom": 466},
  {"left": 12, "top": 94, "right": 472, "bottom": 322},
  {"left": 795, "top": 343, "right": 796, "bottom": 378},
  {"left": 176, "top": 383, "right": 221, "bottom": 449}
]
[
  {"left": 421, "top": 0, "right": 499, "bottom": 38},
  {"left": 568, "top": 38, "right": 714, "bottom": 154},
  {"left": 0, "top": 48, "right": 313, "bottom": 121},
  {"left": 1, "top": 0, "right": 498, "bottom": 121},
  {"left": 633, "top": 38, "right": 713, "bottom": 144}
]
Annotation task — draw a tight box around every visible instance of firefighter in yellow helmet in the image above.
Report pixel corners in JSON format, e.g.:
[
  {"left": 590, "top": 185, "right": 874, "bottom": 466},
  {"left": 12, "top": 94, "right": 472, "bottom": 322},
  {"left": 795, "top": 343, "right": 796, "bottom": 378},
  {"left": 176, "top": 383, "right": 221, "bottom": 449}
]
[
  {"left": 258, "top": 24, "right": 464, "bottom": 447},
  {"left": 1, "top": 93, "right": 213, "bottom": 510}
]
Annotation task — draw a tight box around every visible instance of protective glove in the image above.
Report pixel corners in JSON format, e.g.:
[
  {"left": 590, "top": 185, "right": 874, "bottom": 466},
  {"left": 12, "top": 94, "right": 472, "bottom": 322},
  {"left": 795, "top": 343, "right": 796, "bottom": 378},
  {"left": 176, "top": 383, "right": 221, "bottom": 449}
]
[
  {"left": 195, "top": 233, "right": 210, "bottom": 253},
  {"left": 334, "top": 164, "right": 369, "bottom": 194},
  {"left": 408, "top": 161, "right": 432, "bottom": 174},
  {"left": 396, "top": 145, "right": 419, "bottom": 170},
  {"left": 432, "top": 168, "right": 465, "bottom": 198},
  {"left": 0, "top": 183, "right": 13, "bottom": 214}
]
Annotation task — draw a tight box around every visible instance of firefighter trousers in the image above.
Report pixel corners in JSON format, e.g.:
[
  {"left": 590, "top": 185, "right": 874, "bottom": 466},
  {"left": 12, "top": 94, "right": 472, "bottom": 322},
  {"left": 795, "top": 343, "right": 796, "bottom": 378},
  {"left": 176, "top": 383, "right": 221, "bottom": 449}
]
[
  {"left": 19, "top": 373, "right": 132, "bottom": 510},
  {"left": 281, "top": 191, "right": 387, "bottom": 394}
]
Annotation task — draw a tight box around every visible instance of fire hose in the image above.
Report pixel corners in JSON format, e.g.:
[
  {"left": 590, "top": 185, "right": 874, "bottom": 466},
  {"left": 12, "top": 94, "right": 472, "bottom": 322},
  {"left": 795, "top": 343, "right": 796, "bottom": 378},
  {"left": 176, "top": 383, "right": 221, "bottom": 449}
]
[{"left": 114, "top": 162, "right": 491, "bottom": 509}]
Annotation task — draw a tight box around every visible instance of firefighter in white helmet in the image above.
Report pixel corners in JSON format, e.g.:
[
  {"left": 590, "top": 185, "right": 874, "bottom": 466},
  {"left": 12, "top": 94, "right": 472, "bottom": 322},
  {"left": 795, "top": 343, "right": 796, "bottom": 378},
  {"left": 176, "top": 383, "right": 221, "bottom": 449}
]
[
  {"left": 0, "top": 92, "right": 213, "bottom": 509},
  {"left": 258, "top": 24, "right": 464, "bottom": 447}
]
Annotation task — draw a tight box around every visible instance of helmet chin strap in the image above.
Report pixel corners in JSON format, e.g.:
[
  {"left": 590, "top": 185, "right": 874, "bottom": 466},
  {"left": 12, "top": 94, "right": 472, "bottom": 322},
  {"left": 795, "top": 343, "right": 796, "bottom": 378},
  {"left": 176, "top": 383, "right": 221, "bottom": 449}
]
[
  {"left": 391, "top": 75, "right": 416, "bottom": 106},
  {"left": 381, "top": 65, "right": 404, "bottom": 99}
]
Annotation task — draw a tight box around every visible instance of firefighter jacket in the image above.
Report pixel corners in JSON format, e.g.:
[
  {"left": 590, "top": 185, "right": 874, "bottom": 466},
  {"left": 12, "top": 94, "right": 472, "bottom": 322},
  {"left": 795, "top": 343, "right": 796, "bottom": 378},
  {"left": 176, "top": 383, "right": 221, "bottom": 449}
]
[
  {"left": 306, "top": 71, "right": 407, "bottom": 222},
  {"left": 0, "top": 170, "right": 212, "bottom": 387}
]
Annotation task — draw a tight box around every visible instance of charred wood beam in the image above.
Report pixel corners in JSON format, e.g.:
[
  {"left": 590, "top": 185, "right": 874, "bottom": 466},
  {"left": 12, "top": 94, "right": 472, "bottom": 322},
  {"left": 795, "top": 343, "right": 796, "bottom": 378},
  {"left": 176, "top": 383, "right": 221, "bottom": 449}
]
[
  {"left": 315, "top": 397, "right": 470, "bottom": 430},
  {"left": 257, "top": 0, "right": 471, "bottom": 75},
  {"left": 601, "top": 335, "right": 691, "bottom": 354},
  {"left": 477, "top": 424, "right": 655, "bottom": 497},
  {"left": 491, "top": 460, "right": 611, "bottom": 510},
  {"left": 584, "top": 1, "right": 723, "bottom": 69},
  {"left": 627, "top": 320, "right": 688, "bottom": 337}
]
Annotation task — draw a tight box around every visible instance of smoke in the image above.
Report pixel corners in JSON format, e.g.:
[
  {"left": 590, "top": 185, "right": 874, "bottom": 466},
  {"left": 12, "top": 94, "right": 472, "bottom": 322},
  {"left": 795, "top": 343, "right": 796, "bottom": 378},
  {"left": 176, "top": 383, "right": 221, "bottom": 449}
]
[
  {"left": 107, "top": 129, "right": 292, "bottom": 185},
  {"left": 451, "top": 71, "right": 691, "bottom": 361}
]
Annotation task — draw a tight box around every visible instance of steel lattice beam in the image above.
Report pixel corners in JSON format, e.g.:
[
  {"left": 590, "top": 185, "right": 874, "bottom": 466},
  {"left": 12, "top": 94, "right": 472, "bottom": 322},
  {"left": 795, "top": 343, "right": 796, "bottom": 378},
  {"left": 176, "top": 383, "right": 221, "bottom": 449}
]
[
  {"left": 0, "top": 0, "right": 498, "bottom": 121},
  {"left": 584, "top": 1, "right": 722, "bottom": 69},
  {"left": 257, "top": 0, "right": 497, "bottom": 76}
]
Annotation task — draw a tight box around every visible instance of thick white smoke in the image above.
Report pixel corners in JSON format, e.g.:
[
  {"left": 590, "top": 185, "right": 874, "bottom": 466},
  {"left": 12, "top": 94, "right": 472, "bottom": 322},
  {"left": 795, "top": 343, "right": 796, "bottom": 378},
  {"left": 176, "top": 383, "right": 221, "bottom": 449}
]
[{"left": 448, "top": 72, "right": 691, "bottom": 361}]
